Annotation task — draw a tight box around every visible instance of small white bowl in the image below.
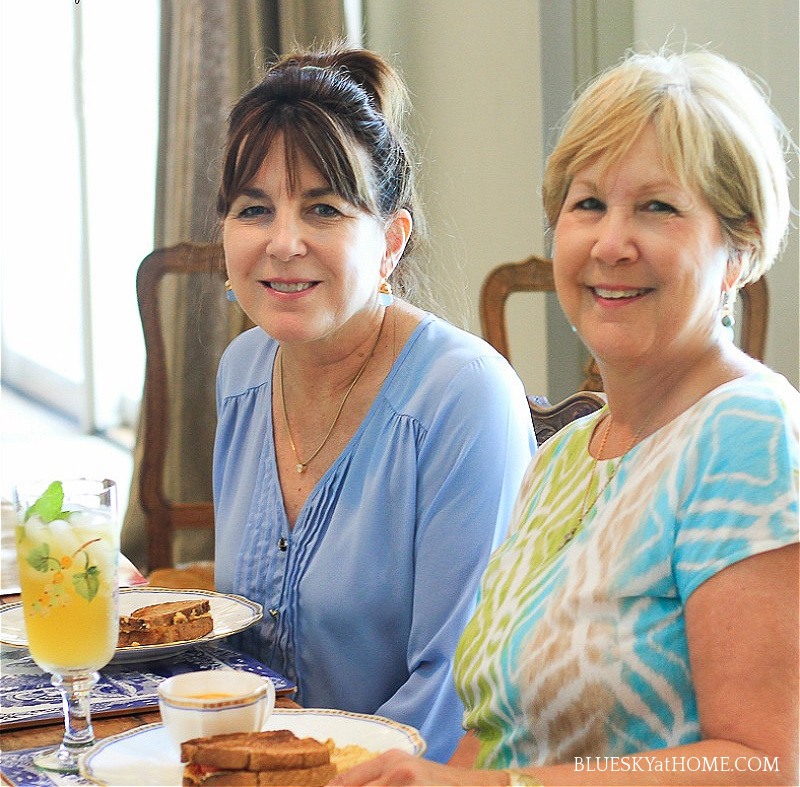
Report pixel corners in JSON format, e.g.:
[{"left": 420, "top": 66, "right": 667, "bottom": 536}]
[{"left": 157, "top": 670, "right": 275, "bottom": 747}]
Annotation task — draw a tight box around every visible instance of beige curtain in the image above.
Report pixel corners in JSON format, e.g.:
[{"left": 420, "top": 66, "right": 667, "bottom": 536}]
[{"left": 123, "top": 0, "right": 354, "bottom": 571}]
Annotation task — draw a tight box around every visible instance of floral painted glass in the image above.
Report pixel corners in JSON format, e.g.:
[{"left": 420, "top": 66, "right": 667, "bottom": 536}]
[{"left": 13, "top": 478, "right": 119, "bottom": 773}]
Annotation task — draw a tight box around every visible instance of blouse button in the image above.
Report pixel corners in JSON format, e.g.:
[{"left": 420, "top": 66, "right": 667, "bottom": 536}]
[{"left": 278, "top": 537, "right": 288, "bottom": 551}]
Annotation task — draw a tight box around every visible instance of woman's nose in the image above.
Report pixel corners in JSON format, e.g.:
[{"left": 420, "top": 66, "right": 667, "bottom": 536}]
[
  {"left": 591, "top": 209, "right": 638, "bottom": 266},
  {"left": 267, "top": 213, "right": 306, "bottom": 261}
]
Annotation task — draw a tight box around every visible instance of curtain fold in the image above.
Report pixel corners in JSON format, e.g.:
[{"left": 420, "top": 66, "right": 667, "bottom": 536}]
[{"left": 123, "top": 0, "right": 352, "bottom": 571}]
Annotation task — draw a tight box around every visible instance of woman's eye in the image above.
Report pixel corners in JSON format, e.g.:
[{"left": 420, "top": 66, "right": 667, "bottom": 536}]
[
  {"left": 310, "top": 203, "right": 342, "bottom": 218},
  {"left": 644, "top": 200, "right": 677, "bottom": 214},
  {"left": 574, "top": 197, "right": 604, "bottom": 211},
  {"left": 235, "top": 205, "right": 268, "bottom": 219}
]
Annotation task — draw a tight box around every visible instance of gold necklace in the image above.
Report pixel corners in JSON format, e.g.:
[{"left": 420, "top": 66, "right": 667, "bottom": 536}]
[
  {"left": 557, "top": 412, "right": 647, "bottom": 551},
  {"left": 278, "top": 310, "right": 387, "bottom": 474}
]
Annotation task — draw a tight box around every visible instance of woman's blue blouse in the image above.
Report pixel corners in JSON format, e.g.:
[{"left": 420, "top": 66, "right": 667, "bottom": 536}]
[{"left": 213, "top": 314, "right": 536, "bottom": 762}]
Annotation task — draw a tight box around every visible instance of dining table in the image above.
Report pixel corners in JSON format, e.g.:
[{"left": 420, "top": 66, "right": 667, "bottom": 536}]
[{"left": 0, "top": 559, "right": 300, "bottom": 787}]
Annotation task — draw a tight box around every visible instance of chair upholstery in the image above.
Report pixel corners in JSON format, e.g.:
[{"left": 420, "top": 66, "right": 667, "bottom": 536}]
[
  {"left": 528, "top": 390, "right": 606, "bottom": 445},
  {"left": 480, "top": 254, "right": 769, "bottom": 391},
  {"left": 136, "top": 242, "right": 251, "bottom": 572}
]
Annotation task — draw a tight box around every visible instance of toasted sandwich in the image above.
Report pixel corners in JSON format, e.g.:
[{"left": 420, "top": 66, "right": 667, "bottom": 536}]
[
  {"left": 117, "top": 599, "right": 213, "bottom": 647},
  {"left": 180, "top": 729, "right": 336, "bottom": 786}
]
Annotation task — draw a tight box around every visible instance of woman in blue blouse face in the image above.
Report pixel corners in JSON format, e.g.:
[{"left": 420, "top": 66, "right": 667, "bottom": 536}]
[{"left": 222, "top": 134, "right": 411, "bottom": 357}]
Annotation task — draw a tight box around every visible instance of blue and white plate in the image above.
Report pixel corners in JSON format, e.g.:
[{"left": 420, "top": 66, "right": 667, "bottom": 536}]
[
  {"left": 80, "top": 708, "right": 426, "bottom": 786},
  {"left": 0, "top": 587, "right": 263, "bottom": 663}
]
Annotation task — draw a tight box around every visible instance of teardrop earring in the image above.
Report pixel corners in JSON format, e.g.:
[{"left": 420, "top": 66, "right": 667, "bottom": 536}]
[
  {"left": 225, "top": 279, "right": 237, "bottom": 303},
  {"left": 378, "top": 279, "right": 394, "bottom": 307},
  {"left": 720, "top": 289, "right": 735, "bottom": 341}
]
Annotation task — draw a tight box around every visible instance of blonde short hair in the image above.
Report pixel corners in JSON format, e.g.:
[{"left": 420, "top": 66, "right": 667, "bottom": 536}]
[{"left": 542, "top": 48, "right": 793, "bottom": 287}]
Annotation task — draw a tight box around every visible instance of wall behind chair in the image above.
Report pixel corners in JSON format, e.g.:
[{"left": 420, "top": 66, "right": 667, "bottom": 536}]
[{"left": 364, "top": 0, "right": 550, "bottom": 398}]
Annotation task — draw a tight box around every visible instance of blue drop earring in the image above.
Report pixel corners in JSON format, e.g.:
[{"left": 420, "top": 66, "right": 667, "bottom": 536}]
[
  {"left": 720, "top": 289, "right": 735, "bottom": 342},
  {"left": 225, "top": 279, "right": 237, "bottom": 303},
  {"left": 378, "top": 279, "right": 394, "bottom": 307}
]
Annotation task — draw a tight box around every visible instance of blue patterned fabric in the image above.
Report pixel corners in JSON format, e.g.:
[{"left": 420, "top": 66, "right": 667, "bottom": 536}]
[
  {"left": 455, "top": 371, "right": 799, "bottom": 768},
  {"left": 213, "top": 314, "right": 536, "bottom": 762}
]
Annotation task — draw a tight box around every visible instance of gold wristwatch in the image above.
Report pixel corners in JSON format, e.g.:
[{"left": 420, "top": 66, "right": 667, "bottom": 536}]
[{"left": 504, "top": 768, "right": 543, "bottom": 786}]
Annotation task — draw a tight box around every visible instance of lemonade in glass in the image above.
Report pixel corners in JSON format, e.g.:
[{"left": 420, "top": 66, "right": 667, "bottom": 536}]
[{"left": 14, "top": 478, "right": 119, "bottom": 772}]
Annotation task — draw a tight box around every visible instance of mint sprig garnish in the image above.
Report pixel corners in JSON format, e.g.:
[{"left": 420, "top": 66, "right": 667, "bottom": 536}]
[{"left": 24, "top": 481, "right": 73, "bottom": 523}]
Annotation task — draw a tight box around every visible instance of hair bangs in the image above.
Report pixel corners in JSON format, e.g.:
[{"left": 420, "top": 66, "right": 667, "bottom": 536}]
[
  {"left": 218, "top": 99, "right": 379, "bottom": 218},
  {"left": 282, "top": 105, "right": 379, "bottom": 215}
]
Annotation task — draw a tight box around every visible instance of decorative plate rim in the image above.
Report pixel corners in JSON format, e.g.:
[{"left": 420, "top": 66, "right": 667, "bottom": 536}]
[
  {"left": 266, "top": 707, "right": 427, "bottom": 752},
  {"left": 0, "top": 587, "right": 263, "bottom": 658},
  {"left": 79, "top": 709, "right": 426, "bottom": 785}
]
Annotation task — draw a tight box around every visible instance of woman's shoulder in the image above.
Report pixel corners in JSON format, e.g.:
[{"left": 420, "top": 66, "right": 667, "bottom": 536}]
[
  {"left": 403, "top": 313, "right": 515, "bottom": 373},
  {"left": 383, "top": 313, "right": 530, "bottom": 422},
  {"left": 669, "top": 370, "right": 800, "bottom": 468},
  {"left": 217, "top": 327, "right": 277, "bottom": 399},
  {"left": 396, "top": 315, "right": 524, "bottom": 393},
  {"left": 696, "top": 369, "right": 799, "bottom": 425},
  {"left": 529, "top": 406, "right": 604, "bottom": 462}
]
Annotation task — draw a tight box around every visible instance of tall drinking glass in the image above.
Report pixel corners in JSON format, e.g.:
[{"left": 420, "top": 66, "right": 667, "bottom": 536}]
[{"left": 13, "top": 478, "right": 119, "bottom": 773}]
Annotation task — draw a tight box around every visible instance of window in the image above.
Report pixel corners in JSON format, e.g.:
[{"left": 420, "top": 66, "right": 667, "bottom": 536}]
[{"left": 0, "top": 2, "right": 159, "bottom": 435}]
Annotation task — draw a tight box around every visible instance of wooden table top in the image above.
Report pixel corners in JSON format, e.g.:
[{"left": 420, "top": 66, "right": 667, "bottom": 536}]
[{"left": 0, "top": 696, "right": 301, "bottom": 754}]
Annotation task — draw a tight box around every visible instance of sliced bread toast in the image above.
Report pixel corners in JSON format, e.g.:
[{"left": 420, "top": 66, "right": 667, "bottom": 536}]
[
  {"left": 182, "top": 761, "right": 336, "bottom": 786},
  {"left": 127, "top": 598, "right": 211, "bottom": 627},
  {"left": 181, "top": 730, "right": 330, "bottom": 771}
]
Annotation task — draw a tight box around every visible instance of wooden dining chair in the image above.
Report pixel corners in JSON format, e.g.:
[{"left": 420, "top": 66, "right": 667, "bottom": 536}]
[
  {"left": 528, "top": 390, "right": 606, "bottom": 445},
  {"left": 136, "top": 242, "right": 251, "bottom": 573},
  {"left": 480, "top": 254, "right": 769, "bottom": 391}
]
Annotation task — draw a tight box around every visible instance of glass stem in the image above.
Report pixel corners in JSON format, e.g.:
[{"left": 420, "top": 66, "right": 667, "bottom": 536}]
[{"left": 53, "top": 671, "right": 100, "bottom": 759}]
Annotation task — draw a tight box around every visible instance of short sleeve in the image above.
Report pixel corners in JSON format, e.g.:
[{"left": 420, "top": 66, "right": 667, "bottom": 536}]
[{"left": 673, "top": 387, "right": 799, "bottom": 601}]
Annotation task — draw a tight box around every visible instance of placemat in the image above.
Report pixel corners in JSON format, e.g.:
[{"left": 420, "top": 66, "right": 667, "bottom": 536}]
[
  {"left": 1, "top": 746, "right": 93, "bottom": 787},
  {"left": 0, "top": 643, "right": 294, "bottom": 731}
]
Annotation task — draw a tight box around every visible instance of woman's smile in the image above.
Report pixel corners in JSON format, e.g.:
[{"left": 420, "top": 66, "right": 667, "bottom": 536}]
[
  {"left": 589, "top": 285, "right": 654, "bottom": 302},
  {"left": 261, "top": 279, "right": 320, "bottom": 295}
]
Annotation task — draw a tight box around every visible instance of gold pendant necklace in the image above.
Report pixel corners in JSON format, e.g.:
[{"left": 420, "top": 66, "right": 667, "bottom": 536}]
[
  {"left": 558, "top": 412, "right": 647, "bottom": 551},
  {"left": 278, "top": 310, "right": 387, "bottom": 474}
]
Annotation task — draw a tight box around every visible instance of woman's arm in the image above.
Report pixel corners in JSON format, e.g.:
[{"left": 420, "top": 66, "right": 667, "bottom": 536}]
[
  {"left": 447, "top": 731, "right": 480, "bottom": 767},
  {"left": 682, "top": 542, "right": 799, "bottom": 785},
  {"left": 332, "top": 544, "right": 799, "bottom": 786}
]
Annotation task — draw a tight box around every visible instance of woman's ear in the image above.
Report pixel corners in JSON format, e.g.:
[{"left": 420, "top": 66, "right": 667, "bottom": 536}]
[
  {"left": 381, "top": 209, "right": 413, "bottom": 278},
  {"left": 724, "top": 249, "right": 746, "bottom": 291}
]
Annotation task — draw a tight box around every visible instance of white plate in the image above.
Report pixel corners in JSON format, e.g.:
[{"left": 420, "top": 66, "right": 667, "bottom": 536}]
[
  {"left": 0, "top": 587, "right": 262, "bottom": 663},
  {"left": 80, "top": 708, "right": 426, "bottom": 786}
]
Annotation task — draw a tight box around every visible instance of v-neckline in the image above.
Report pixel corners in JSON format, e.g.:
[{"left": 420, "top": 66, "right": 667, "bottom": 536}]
[{"left": 266, "top": 314, "right": 434, "bottom": 531}]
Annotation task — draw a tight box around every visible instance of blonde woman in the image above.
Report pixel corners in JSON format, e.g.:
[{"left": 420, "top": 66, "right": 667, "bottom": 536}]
[{"left": 336, "top": 48, "right": 798, "bottom": 787}]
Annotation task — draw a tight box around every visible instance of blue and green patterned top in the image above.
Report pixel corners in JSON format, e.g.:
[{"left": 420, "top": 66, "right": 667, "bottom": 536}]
[{"left": 454, "top": 371, "right": 799, "bottom": 768}]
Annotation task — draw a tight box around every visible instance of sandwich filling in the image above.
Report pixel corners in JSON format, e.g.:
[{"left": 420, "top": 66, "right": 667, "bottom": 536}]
[{"left": 118, "top": 599, "right": 214, "bottom": 647}]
